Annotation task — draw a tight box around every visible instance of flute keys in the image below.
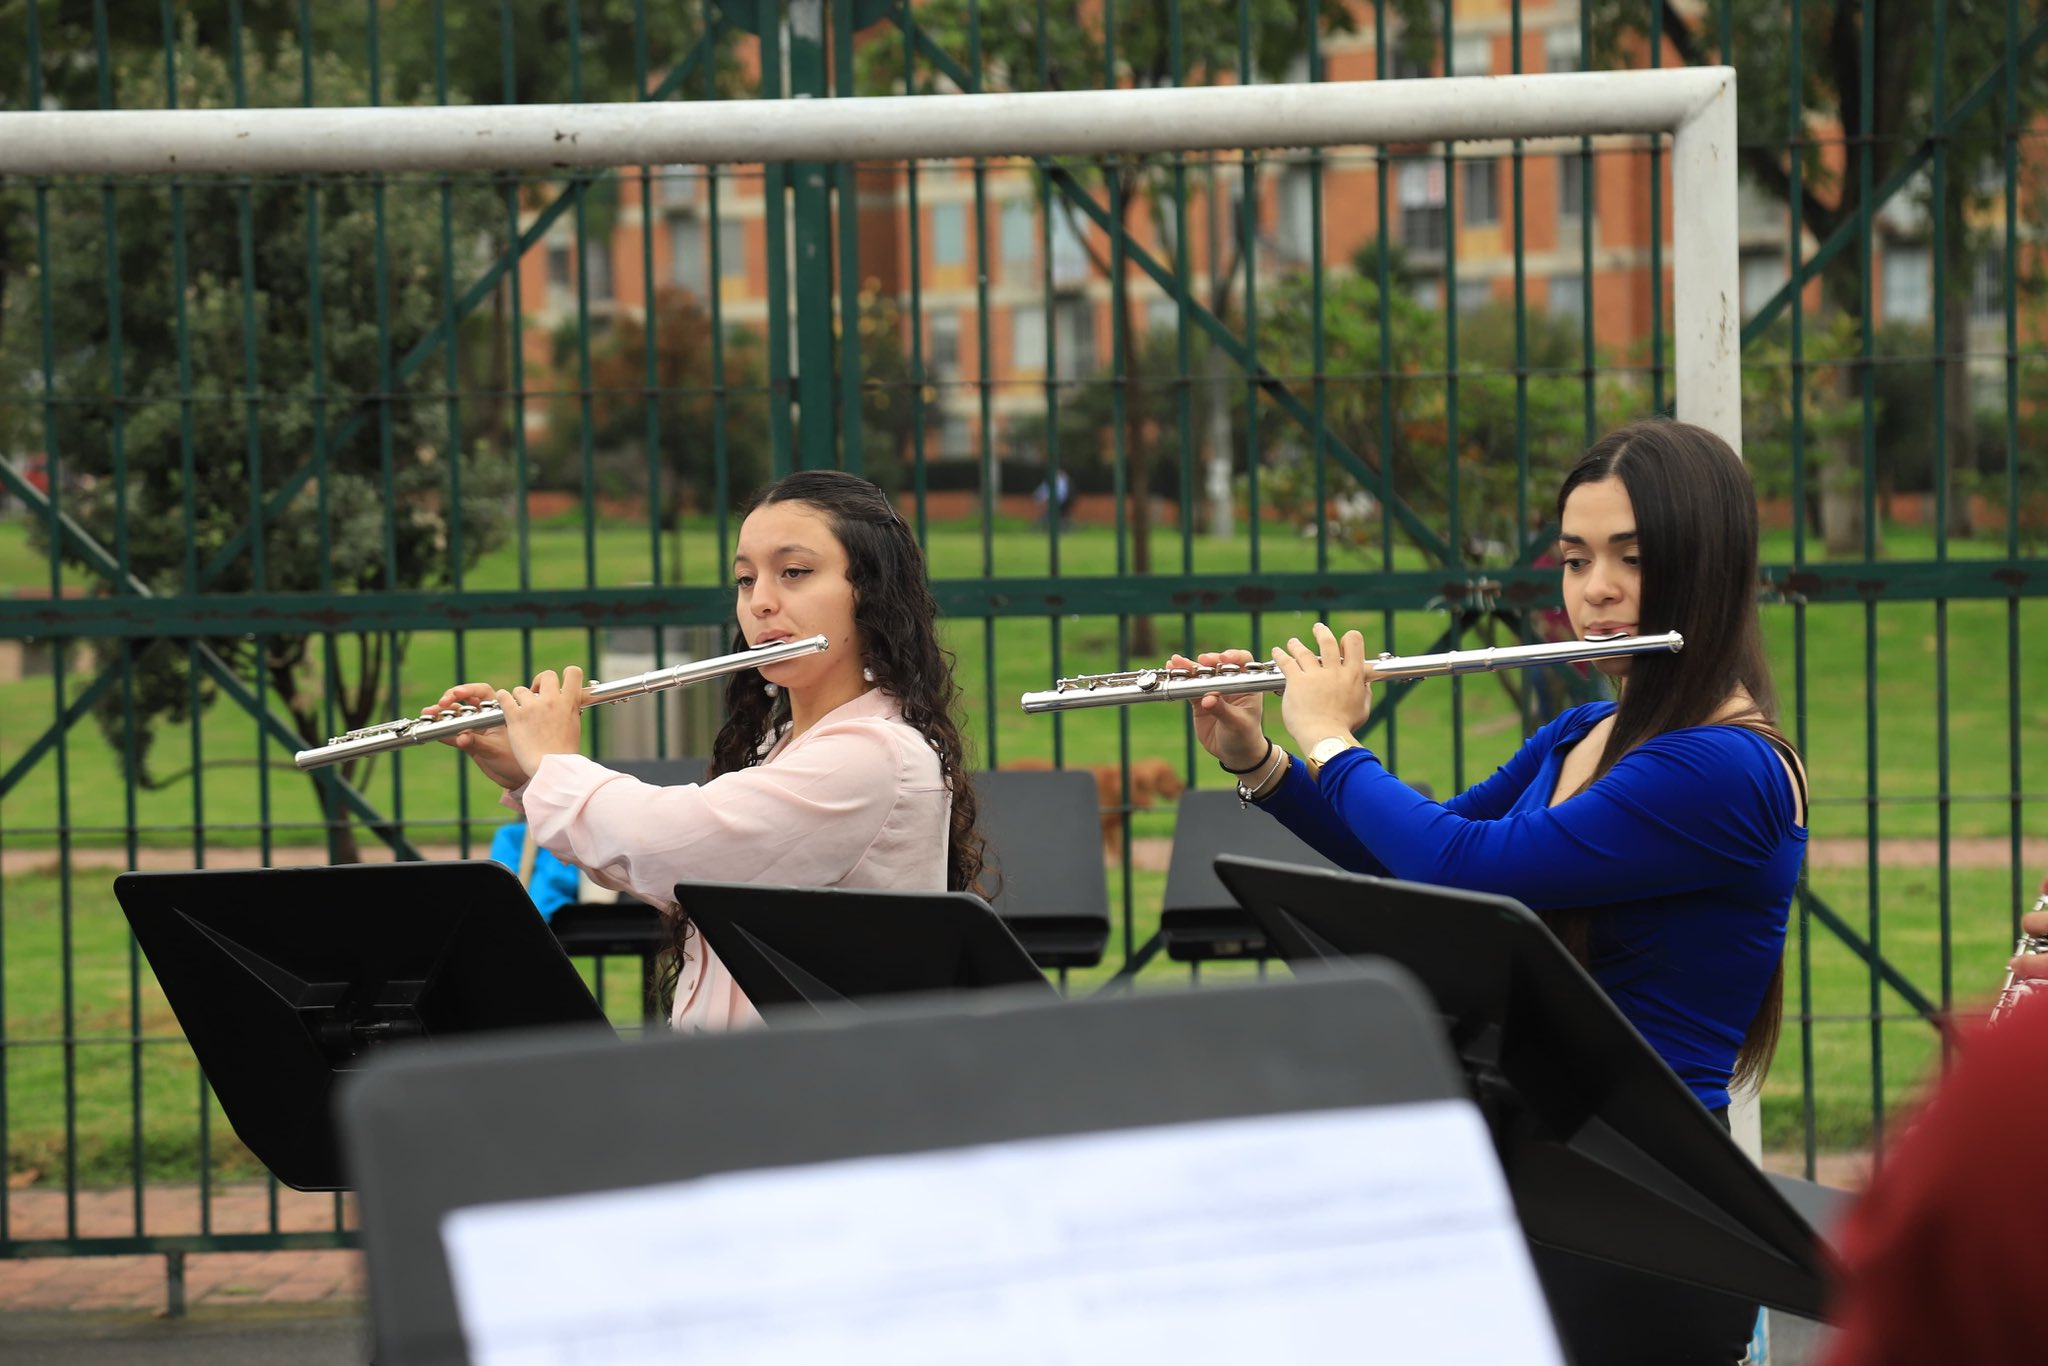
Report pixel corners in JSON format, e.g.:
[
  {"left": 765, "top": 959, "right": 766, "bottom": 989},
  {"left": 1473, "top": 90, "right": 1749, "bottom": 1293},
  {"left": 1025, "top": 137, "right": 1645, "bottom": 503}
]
[{"left": 1135, "top": 670, "right": 1162, "bottom": 692}]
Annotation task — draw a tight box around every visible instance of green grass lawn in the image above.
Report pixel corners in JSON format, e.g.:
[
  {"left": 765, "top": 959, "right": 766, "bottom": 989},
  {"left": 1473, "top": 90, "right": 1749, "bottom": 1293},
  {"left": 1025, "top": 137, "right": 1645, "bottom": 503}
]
[
  {"left": 0, "top": 857, "right": 2019, "bottom": 1185},
  {"left": 2, "top": 512, "right": 2044, "bottom": 849}
]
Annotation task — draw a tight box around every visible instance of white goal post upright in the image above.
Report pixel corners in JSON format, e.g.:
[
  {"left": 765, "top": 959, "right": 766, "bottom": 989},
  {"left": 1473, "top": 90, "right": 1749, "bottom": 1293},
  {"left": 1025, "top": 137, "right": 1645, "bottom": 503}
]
[{"left": 0, "top": 66, "right": 1758, "bottom": 1151}]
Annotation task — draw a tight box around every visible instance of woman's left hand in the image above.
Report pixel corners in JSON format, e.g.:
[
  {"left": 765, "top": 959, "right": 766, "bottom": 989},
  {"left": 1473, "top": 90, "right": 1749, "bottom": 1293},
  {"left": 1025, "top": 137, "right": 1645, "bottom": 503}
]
[
  {"left": 496, "top": 667, "right": 587, "bottom": 781},
  {"left": 1274, "top": 622, "right": 1372, "bottom": 752}
]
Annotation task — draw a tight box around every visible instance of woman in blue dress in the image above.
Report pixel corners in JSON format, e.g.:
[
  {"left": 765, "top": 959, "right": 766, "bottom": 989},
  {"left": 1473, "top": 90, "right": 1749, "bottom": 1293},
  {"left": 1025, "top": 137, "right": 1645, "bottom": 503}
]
[{"left": 1183, "top": 418, "right": 1807, "bottom": 1365}]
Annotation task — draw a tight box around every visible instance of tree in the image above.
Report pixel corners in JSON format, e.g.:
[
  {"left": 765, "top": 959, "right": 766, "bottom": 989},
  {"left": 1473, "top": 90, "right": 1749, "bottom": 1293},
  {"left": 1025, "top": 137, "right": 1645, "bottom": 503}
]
[
  {"left": 533, "top": 287, "right": 773, "bottom": 518},
  {"left": 1584, "top": 0, "right": 2048, "bottom": 539},
  {"left": 0, "top": 30, "right": 512, "bottom": 861},
  {"left": 1253, "top": 278, "right": 1630, "bottom": 560},
  {"left": 856, "top": 0, "right": 1403, "bottom": 651},
  {"left": 1007, "top": 323, "right": 1253, "bottom": 510},
  {"left": 847, "top": 284, "right": 929, "bottom": 496}
]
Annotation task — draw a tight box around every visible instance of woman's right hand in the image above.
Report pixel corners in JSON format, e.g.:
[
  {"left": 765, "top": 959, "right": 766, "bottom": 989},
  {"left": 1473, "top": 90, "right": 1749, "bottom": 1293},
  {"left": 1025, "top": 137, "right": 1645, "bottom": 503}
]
[
  {"left": 1170, "top": 650, "right": 1270, "bottom": 771},
  {"left": 422, "top": 682, "right": 530, "bottom": 791}
]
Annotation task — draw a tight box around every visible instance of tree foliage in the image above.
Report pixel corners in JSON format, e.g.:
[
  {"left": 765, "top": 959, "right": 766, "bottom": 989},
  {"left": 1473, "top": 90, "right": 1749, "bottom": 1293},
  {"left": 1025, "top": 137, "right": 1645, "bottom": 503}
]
[
  {"left": 534, "top": 287, "right": 773, "bottom": 516},
  {"left": 0, "top": 29, "right": 513, "bottom": 854}
]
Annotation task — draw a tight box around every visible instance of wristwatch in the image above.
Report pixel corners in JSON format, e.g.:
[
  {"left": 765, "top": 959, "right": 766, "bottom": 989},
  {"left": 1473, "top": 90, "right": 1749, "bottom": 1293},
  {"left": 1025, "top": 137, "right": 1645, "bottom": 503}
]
[{"left": 1305, "top": 734, "right": 1358, "bottom": 783}]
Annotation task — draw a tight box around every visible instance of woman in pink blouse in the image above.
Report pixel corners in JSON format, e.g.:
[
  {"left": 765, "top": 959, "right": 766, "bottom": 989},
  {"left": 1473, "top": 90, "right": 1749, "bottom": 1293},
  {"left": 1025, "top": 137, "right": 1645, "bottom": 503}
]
[{"left": 425, "top": 471, "right": 985, "bottom": 1031}]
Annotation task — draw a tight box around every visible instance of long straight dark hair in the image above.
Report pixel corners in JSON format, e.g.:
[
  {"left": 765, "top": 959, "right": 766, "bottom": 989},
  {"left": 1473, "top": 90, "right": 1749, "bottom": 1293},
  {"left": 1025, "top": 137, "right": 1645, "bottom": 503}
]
[{"left": 1553, "top": 418, "right": 1791, "bottom": 1093}]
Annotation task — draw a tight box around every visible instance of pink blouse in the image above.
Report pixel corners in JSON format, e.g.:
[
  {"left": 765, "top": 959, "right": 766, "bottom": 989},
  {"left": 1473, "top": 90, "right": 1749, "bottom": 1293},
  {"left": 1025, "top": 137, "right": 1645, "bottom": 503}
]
[{"left": 502, "top": 688, "right": 950, "bottom": 1031}]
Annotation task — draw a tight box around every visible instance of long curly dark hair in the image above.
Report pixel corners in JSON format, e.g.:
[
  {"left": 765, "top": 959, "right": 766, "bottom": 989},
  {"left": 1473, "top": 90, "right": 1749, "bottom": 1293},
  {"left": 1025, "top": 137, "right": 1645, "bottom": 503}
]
[
  {"left": 657, "top": 471, "right": 986, "bottom": 1014},
  {"left": 1550, "top": 418, "right": 1792, "bottom": 1094}
]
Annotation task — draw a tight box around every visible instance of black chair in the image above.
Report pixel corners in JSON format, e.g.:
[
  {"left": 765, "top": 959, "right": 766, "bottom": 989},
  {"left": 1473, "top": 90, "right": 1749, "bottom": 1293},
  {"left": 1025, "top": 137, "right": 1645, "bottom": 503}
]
[
  {"left": 1154, "top": 788, "right": 1341, "bottom": 968},
  {"left": 545, "top": 757, "right": 708, "bottom": 1019},
  {"left": 973, "top": 769, "right": 1112, "bottom": 980}
]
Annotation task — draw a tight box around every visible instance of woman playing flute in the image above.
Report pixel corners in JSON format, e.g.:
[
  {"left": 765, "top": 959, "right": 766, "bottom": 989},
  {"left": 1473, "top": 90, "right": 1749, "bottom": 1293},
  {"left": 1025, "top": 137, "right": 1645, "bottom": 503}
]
[
  {"left": 426, "top": 470, "right": 984, "bottom": 1032},
  {"left": 1183, "top": 418, "right": 1805, "bottom": 1364}
]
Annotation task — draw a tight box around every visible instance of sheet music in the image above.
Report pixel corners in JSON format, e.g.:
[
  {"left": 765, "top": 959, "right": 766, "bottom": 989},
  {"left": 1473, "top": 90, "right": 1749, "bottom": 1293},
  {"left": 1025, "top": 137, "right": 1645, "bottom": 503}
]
[{"left": 441, "top": 1099, "right": 1564, "bottom": 1366}]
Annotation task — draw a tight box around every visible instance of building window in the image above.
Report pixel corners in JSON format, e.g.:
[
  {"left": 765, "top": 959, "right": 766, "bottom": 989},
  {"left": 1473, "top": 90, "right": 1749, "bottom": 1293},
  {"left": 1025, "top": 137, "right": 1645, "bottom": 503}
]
[
  {"left": 1011, "top": 305, "right": 1046, "bottom": 372},
  {"left": 932, "top": 203, "right": 967, "bottom": 267},
  {"left": 939, "top": 413, "right": 972, "bottom": 460},
  {"left": 1055, "top": 296, "right": 1096, "bottom": 381},
  {"left": 659, "top": 165, "right": 698, "bottom": 208},
  {"left": 1277, "top": 163, "right": 1317, "bottom": 263},
  {"left": 1549, "top": 272, "right": 1585, "bottom": 323},
  {"left": 1971, "top": 249, "right": 2005, "bottom": 321},
  {"left": 1398, "top": 161, "right": 1446, "bottom": 252},
  {"left": 1558, "top": 153, "right": 1595, "bottom": 230},
  {"left": 1001, "top": 200, "right": 1036, "bottom": 273},
  {"left": 1881, "top": 246, "right": 1932, "bottom": 324},
  {"left": 545, "top": 244, "right": 573, "bottom": 307},
  {"left": 1455, "top": 280, "right": 1493, "bottom": 314},
  {"left": 1451, "top": 35, "right": 1492, "bottom": 77},
  {"left": 668, "top": 216, "right": 707, "bottom": 297},
  {"left": 1145, "top": 292, "right": 1180, "bottom": 339},
  {"left": 1545, "top": 27, "right": 1581, "bottom": 73},
  {"left": 583, "top": 239, "right": 614, "bottom": 305},
  {"left": 716, "top": 217, "right": 747, "bottom": 282},
  {"left": 1049, "top": 205, "right": 1091, "bottom": 288},
  {"left": 927, "top": 312, "right": 961, "bottom": 383},
  {"left": 1740, "top": 251, "right": 1786, "bottom": 319},
  {"left": 1463, "top": 159, "right": 1499, "bottom": 227},
  {"left": 1391, "top": 46, "right": 1435, "bottom": 80}
]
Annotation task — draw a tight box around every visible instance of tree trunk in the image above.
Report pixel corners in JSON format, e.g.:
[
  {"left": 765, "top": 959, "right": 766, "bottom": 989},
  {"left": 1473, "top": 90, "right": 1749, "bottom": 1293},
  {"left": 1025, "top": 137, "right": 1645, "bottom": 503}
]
[
  {"left": 320, "top": 775, "right": 363, "bottom": 866},
  {"left": 1117, "top": 203, "right": 1156, "bottom": 659},
  {"left": 1204, "top": 343, "right": 1234, "bottom": 539},
  {"left": 1821, "top": 441, "right": 1882, "bottom": 556}
]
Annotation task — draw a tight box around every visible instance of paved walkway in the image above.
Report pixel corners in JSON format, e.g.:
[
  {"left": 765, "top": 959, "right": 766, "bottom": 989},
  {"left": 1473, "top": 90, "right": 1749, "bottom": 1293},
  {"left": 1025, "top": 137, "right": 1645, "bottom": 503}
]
[{"left": 0, "top": 1183, "right": 360, "bottom": 1315}]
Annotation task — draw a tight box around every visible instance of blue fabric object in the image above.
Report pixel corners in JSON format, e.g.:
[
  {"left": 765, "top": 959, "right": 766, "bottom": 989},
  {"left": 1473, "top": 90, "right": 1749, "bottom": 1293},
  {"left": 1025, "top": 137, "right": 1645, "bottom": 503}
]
[
  {"left": 1262, "top": 701, "right": 1805, "bottom": 1112},
  {"left": 487, "top": 822, "right": 582, "bottom": 922}
]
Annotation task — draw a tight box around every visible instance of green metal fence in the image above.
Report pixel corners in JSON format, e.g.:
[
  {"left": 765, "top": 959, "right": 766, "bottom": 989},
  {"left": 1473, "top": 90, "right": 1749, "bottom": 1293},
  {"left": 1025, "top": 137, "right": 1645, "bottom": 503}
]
[{"left": 0, "top": 0, "right": 2043, "bottom": 1286}]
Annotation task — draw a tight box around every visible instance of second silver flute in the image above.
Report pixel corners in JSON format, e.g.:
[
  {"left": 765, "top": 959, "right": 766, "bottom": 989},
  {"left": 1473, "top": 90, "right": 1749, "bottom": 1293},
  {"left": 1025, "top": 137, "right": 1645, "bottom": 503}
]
[
  {"left": 294, "top": 634, "right": 830, "bottom": 770},
  {"left": 1020, "top": 631, "right": 1682, "bottom": 713}
]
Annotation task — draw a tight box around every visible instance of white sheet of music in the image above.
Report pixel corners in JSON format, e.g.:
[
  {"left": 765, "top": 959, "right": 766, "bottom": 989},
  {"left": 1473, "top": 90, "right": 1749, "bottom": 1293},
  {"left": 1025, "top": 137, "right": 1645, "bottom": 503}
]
[{"left": 440, "top": 1099, "right": 1564, "bottom": 1366}]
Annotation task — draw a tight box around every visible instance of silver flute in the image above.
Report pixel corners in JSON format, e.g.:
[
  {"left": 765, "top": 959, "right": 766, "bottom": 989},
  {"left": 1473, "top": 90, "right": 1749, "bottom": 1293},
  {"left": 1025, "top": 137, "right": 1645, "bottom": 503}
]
[
  {"left": 1989, "top": 891, "right": 2048, "bottom": 1024},
  {"left": 1019, "top": 630, "right": 1683, "bottom": 714},
  {"left": 293, "top": 634, "right": 830, "bottom": 771}
]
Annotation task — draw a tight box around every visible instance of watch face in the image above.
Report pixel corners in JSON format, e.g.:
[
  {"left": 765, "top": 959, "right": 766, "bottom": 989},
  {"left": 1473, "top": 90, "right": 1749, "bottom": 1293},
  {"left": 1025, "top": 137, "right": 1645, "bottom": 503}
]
[{"left": 1313, "top": 737, "right": 1352, "bottom": 765}]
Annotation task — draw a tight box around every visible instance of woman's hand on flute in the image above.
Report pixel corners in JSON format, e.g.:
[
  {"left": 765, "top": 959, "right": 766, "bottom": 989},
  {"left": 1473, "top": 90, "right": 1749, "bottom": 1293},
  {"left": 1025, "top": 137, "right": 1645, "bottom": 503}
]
[
  {"left": 495, "top": 667, "right": 589, "bottom": 782},
  {"left": 422, "top": 682, "right": 529, "bottom": 791},
  {"left": 1274, "top": 622, "right": 1373, "bottom": 754},
  {"left": 2016, "top": 875, "right": 2048, "bottom": 985},
  {"left": 1170, "top": 649, "right": 1270, "bottom": 770}
]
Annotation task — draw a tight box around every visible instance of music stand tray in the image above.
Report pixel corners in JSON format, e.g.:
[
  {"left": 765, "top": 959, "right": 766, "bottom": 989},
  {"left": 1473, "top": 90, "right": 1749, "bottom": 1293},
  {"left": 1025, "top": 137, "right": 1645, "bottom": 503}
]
[
  {"left": 1211, "top": 854, "right": 1832, "bottom": 1319},
  {"left": 114, "top": 862, "right": 613, "bottom": 1192},
  {"left": 671, "top": 879, "right": 1057, "bottom": 1014}
]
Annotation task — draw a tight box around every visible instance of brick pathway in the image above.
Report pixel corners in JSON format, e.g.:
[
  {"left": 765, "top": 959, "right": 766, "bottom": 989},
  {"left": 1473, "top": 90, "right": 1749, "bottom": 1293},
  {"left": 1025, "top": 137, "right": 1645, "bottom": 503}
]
[{"left": 0, "top": 1183, "right": 361, "bottom": 1314}]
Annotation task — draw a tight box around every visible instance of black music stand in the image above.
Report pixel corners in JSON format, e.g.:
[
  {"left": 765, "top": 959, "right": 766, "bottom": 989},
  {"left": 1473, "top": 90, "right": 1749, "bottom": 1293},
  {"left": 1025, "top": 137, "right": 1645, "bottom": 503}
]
[
  {"left": 1212, "top": 855, "right": 1833, "bottom": 1333},
  {"left": 340, "top": 968, "right": 1530, "bottom": 1366},
  {"left": 973, "top": 768, "right": 1113, "bottom": 974},
  {"left": 114, "top": 862, "right": 613, "bottom": 1192},
  {"left": 672, "top": 879, "right": 1057, "bottom": 1014}
]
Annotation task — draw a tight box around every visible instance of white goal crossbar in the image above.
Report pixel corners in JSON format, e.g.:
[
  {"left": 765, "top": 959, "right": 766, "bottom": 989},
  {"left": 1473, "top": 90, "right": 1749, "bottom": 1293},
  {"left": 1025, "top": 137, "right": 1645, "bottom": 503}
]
[{"left": 0, "top": 68, "right": 1741, "bottom": 450}]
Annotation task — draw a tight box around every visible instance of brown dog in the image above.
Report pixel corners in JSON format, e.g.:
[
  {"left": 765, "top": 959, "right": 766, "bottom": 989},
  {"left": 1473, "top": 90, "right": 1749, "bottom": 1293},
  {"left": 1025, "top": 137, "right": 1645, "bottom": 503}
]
[{"left": 1006, "top": 757, "right": 1186, "bottom": 856}]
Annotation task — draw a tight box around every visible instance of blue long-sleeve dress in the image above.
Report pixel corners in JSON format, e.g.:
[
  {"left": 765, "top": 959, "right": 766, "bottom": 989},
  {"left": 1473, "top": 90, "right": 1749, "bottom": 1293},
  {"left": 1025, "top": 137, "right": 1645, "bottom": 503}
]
[{"left": 1259, "top": 700, "right": 1806, "bottom": 1111}]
